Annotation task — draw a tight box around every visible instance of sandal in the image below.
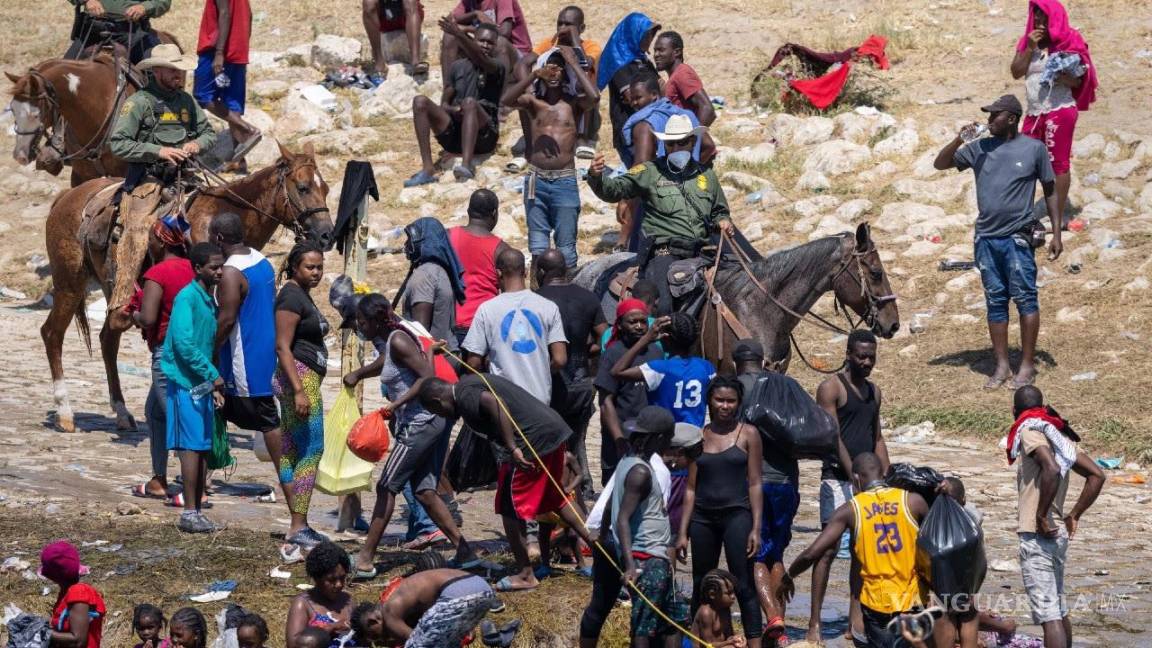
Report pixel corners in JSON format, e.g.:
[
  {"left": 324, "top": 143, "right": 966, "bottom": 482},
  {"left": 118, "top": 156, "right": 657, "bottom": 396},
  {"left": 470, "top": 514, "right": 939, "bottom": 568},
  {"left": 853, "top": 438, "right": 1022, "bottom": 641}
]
[
  {"left": 352, "top": 565, "right": 379, "bottom": 581},
  {"left": 493, "top": 576, "right": 537, "bottom": 593},
  {"left": 231, "top": 130, "right": 263, "bottom": 162},
  {"left": 403, "top": 169, "right": 438, "bottom": 187},
  {"left": 132, "top": 483, "right": 167, "bottom": 499},
  {"left": 412, "top": 61, "right": 430, "bottom": 76}
]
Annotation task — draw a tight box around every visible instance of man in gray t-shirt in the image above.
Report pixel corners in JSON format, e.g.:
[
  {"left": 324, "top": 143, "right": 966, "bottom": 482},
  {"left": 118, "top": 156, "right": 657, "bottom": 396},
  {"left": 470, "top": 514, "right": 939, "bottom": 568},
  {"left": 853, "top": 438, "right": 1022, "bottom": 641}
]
[
  {"left": 933, "top": 94, "right": 1062, "bottom": 389},
  {"left": 462, "top": 248, "right": 567, "bottom": 404},
  {"left": 403, "top": 262, "right": 458, "bottom": 350}
]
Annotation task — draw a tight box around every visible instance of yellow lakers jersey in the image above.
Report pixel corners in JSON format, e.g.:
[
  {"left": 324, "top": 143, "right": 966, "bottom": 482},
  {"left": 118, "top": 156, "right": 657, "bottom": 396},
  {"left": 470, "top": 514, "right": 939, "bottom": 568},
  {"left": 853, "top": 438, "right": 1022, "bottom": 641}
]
[{"left": 851, "top": 487, "right": 922, "bottom": 614}]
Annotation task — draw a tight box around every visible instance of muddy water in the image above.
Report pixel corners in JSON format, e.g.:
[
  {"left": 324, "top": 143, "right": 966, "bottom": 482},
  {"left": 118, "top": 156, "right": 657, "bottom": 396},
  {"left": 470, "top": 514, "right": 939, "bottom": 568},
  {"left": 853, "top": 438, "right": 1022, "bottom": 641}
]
[{"left": 0, "top": 303, "right": 1148, "bottom": 645}]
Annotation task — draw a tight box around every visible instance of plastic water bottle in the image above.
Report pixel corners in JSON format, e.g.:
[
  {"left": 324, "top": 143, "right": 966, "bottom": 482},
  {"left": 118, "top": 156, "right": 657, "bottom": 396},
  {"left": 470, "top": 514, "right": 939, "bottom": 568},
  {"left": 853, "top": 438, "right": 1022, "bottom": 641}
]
[
  {"left": 214, "top": 73, "right": 231, "bottom": 89},
  {"left": 960, "top": 124, "right": 988, "bottom": 143},
  {"left": 190, "top": 380, "right": 215, "bottom": 398}
]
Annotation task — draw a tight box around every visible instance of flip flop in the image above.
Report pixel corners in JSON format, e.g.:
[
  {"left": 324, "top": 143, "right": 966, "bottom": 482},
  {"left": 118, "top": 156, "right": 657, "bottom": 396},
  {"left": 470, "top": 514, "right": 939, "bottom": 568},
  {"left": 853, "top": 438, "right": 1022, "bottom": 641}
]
[
  {"left": 403, "top": 169, "right": 438, "bottom": 187},
  {"left": 453, "top": 165, "right": 476, "bottom": 181},
  {"left": 352, "top": 565, "right": 379, "bottom": 581},
  {"left": 412, "top": 61, "right": 429, "bottom": 76},
  {"left": 493, "top": 576, "right": 537, "bottom": 593},
  {"left": 983, "top": 375, "right": 1010, "bottom": 390},
  {"left": 575, "top": 145, "right": 596, "bottom": 159},
  {"left": 504, "top": 157, "right": 527, "bottom": 173},
  {"left": 230, "top": 130, "right": 263, "bottom": 162},
  {"left": 132, "top": 483, "right": 166, "bottom": 499}
]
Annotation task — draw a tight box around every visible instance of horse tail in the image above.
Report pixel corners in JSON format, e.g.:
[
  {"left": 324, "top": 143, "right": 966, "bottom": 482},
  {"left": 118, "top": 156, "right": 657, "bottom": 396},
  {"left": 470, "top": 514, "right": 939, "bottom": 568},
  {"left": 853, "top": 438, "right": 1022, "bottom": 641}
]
[{"left": 74, "top": 299, "right": 93, "bottom": 357}]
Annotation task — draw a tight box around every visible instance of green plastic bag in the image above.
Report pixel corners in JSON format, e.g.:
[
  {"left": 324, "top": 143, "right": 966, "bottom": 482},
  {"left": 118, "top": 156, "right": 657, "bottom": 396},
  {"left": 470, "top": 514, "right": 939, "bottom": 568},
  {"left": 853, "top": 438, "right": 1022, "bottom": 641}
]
[
  {"left": 207, "top": 412, "right": 236, "bottom": 471},
  {"left": 316, "top": 387, "right": 375, "bottom": 495}
]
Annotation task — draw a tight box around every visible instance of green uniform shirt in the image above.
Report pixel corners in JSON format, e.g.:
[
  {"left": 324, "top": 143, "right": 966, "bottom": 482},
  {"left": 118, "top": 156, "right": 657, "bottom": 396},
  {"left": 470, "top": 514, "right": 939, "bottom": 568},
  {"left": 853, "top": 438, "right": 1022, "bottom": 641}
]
[
  {"left": 587, "top": 159, "right": 730, "bottom": 242},
  {"left": 77, "top": 0, "right": 171, "bottom": 19},
  {"left": 109, "top": 81, "right": 216, "bottom": 164}
]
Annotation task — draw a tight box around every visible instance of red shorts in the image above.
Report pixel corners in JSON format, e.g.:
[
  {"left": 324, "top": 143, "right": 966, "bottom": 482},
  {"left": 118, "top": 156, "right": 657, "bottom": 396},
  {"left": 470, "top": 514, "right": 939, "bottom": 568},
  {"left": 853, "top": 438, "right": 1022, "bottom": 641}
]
[
  {"left": 495, "top": 446, "right": 569, "bottom": 520},
  {"left": 1022, "top": 105, "right": 1078, "bottom": 175}
]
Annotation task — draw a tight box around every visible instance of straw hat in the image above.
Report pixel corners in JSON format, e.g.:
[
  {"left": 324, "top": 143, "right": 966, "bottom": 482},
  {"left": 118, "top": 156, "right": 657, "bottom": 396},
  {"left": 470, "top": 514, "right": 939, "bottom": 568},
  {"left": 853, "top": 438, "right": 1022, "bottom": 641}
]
[
  {"left": 653, "top": 114, "right": 705, "bottom": 141},
  {"left": 137, "top": 44, "right": 197, "bottom": 71}
]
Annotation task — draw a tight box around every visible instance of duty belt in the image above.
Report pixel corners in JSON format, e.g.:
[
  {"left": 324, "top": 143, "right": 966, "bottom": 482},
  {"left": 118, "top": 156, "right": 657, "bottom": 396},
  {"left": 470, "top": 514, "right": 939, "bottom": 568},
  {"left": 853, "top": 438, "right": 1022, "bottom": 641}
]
[{"left": 525, "top": 165, "right": 577, "bottom": 200}]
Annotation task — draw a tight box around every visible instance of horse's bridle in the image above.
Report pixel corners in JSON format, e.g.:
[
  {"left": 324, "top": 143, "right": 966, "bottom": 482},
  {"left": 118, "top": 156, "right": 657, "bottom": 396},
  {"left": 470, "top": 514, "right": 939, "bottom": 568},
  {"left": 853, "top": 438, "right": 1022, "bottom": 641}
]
[
  {"left": 829, "top": 239, "right": 898, "bottom": 334},
  {"left": 11, "top": 69, "right": 59, "bottom": 158},
  {"left": 194, "top": 158, "right": 330, "bottom": 240},
  {"left": 13, "top": 65, "right": 128, "bottom": 169}
]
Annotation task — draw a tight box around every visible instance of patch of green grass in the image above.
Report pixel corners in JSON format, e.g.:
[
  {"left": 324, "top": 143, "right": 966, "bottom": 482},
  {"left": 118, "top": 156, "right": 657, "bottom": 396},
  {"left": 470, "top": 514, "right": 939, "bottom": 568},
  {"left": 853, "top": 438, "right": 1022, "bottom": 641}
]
[
  {"left": 749, "top": 61, "right": 894, "bottom": 115},
  {"left": 886, "top": 406, "right": 1009, "bottom": 440}
]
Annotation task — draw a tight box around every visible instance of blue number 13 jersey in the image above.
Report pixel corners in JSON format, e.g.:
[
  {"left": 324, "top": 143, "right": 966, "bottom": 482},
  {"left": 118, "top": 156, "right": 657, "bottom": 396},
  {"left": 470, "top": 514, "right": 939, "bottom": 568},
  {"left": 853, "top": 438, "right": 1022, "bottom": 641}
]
[{"left": 639, "top": 357, "right": 716, "bottom": 427}]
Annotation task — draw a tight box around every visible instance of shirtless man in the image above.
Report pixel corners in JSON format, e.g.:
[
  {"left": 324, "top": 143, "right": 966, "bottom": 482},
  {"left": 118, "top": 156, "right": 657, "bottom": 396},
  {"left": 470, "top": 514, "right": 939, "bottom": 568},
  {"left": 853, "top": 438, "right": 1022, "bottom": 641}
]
[
  {"left": 351, "top": 569, "right": 503, "bottom": 647},
  {"left": 502, "top": 46, "right": 599, "bottom": 270}
]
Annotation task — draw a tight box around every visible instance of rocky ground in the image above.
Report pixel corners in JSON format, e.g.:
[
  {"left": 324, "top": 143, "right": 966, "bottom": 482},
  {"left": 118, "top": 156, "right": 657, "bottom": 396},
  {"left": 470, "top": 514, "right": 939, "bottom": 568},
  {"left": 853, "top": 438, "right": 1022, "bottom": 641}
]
[{"left": 2, "top": 0, "right": 1152, "bottom": 644}]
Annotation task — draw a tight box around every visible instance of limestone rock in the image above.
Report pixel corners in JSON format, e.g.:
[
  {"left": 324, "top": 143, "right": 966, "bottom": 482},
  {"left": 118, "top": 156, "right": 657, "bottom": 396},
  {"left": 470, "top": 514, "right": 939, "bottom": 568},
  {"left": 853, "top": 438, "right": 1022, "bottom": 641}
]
[
  {"left": 277, "top": 91, "right": 336, "bottom": 136},
  {"left": 1101, "top": 181, "right": 1135, "bottom": 203},
  {"left": 835, "top": 199, "right": 873, "bottom": 222},
  {"left": 945, "top": 272, "right": 979, "bottom": 291},
  {"left": 810, "top": 215, "right": 850, "bottom": 239},
  {"left": 1078, "top": 200, "right": 1123, "bottom": 222},
  {"left": 1113, "top": 129, "right": 1143, "bottom": 146},
  {"left": 832, "top": 107, "right": 897, "bottom": 144},
  {"left": 857, "top": 161, "right": 899, "bottom": 184},
  {"left": 398, "top": 186, "right": 430, "bottom": 205},
  {"left": 902, "top": 239, "right": 944, "bottom": 257},
  {"left": 791, "top": 195, "right": 842, "bottom": 218},
  {"left": 357, "top": 74, "right": 421, "bottom": 121},
  {"left": 272, "top": 44, "right": 312, "bottom": 67},
  {"left": 1124, "top": 276, "right": 1149, "bottom": 291},
  {"left": 872, "top": 128, "right": 920, "bottom": 157},
  {"left": 298, "top": 127, "right": 382, "bottom": 155},
  {"left": 795, "top": 169, "right": 831, "bottom": 191},
  {"left": 803, "top": 139, "right": 872, "bottom": 176},
  {"left": 1099, "top": 158, "right": 1142, "bottom": 180},
  {"left": 1056, "top": 306, "right": 1090, "bottom": 323},
  {"left": 892, "top": 175, "right": 970, "bottom": 204},
  {"left": 721, "top": 171, "right": 772, "bottom": 193},
  {"left": 311, "top": 35, "right": 363, "bottom": 70},
  {"left": 1103, "top": 141, "right": 1122, "bottom": 160},
  {"left": 250, "top": 79, "right": 290, "bottom": 101},
  {"left": 1139, "top": 183, "right": 1152, "bottom": 213},
  {"left": 764, "top": 113, "right": 801, "bottom": 144},
  {"left": 742, "top": 221, "right": 765, "bottom": 242},
  {"left": 790, "top": 116, "right": 836, "bottom": 146},
  {"left": 725, "top": 142, "right": 777, "bottom": 166},
  {"left": 874, "top": 202, "right": 947, "bottom": 233},
  {"left": 1072, "top": 133, "right": 1106, "bottom": 159},
  {"left": 912, "top": 151, "right": 942, "bottom": 178}
]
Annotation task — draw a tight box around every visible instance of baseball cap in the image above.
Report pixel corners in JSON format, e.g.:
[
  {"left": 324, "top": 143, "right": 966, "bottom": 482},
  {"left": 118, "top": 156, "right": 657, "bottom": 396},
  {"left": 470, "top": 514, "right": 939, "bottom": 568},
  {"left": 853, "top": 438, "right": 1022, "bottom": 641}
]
[
  {"left": 732, "top": 339, "right": 765, "bottom": 362},
  {"left": 671, "top": 422, "right": 703, "bottom": 449},
  {"left": 621, "top": 406, "right": 676, "bottom": 439},
  {"left": 328, "top": 274, "right": 365, "bottom": 329},
  {"left": 39, "top": 541, "right": 88, "bottom": 583},
  {"left": 980, "top": 94, "right": 1023, "bottom": 116}
]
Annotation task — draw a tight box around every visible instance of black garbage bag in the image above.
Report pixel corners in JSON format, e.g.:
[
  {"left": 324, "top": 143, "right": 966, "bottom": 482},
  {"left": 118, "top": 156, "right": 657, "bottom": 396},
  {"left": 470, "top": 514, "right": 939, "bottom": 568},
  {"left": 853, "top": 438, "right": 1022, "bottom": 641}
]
[
  {"left": 445, "top": 425, "right": 499, "bottom": 492},
  {"left": 741, "top": 372, "right": 838, "bottom": 459},
  {"left": 6, "top": 613, "right": 50, "bottom": 648},
  {"left": 886, "top": 463, "right": 944, "bottom": 506},
  {"left": 915, "top": 495, "right": 987, "bottom": 610}
]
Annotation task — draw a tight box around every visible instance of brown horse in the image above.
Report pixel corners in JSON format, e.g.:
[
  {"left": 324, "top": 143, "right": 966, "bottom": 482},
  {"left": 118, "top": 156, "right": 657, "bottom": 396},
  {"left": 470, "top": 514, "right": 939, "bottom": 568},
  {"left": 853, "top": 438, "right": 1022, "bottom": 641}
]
[
  {"left": 7, "top": 53, "right": 131, "bottom": 185},
  {"left": 574, "top": 222, "right": 899, "bottom": 373},
  {"left": 42, "top": 142, "right": 334, "bottom": 432}
]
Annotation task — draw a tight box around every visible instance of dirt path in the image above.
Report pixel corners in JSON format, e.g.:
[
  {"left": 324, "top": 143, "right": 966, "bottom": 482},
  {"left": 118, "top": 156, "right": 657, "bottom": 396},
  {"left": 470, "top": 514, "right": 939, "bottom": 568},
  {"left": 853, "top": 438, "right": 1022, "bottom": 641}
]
[{"left": 0, "top": 302, "right": 1147, "bottom": 645}]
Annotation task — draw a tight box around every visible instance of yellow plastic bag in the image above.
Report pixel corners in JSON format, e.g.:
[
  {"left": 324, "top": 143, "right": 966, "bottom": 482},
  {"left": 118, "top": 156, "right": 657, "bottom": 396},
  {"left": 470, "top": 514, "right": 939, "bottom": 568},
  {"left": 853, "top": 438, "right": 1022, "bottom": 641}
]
[{"left": 316, "top": 387, "right": 375, "bottom": 496}]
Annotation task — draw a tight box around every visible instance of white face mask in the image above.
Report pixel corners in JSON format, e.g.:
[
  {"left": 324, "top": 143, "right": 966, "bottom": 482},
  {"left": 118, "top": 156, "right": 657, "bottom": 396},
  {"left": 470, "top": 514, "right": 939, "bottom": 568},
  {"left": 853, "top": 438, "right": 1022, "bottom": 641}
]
[{"left": 666, "top": 150, "right": 692, "bottom": 171}]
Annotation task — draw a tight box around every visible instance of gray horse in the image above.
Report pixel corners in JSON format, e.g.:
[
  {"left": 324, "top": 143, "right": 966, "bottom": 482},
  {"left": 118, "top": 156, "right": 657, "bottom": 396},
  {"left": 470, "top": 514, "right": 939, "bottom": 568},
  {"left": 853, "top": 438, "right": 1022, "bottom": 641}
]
[{"left": 574, "top": 222, "right": 899, "bottom": 373}]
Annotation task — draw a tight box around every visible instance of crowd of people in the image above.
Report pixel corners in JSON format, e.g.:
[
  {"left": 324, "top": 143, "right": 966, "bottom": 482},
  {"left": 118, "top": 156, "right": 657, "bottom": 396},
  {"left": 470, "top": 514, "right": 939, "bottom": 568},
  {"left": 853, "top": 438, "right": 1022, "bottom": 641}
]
[{"left": 35, "top": 0, "right": 1111, "bottom": 646}]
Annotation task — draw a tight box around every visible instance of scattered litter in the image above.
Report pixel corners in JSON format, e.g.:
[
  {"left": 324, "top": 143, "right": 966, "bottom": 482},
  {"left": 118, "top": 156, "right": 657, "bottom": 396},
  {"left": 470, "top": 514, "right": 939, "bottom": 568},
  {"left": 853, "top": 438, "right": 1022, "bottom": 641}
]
[
  {"left": 1095, "top": 457, "right": 1123, "bottom": 470},
  {"left": 1, "top": 557, "right": 31, "bottom": 573},
  {"left": 502, "top": 176, "right": 524, "bottom": 194},
  {"left": 269, "top": 567, "right": 292, "bottom": 580},
  {"left": 1110, "top": 474, "right": 1147, "bottom": 485},
  {"left": 889, "top": 421, "right": 936, "bottom": 444},
  {"left": 1095, "top": 569, "right": 1110, "bottom": 576},
  {"left": 2, "top": 603, "right": 23, "bottom": 624},
  {"left": 115, "top": 362, "right": 150, "bottom": 378},
  {"left": 64, "top": 464, "right": 88, "bottom": 474},
  {"left": 44, "top": 504, "right": 61, "bottom": 515},
  {"left": 1070, "top": 372, "right": 1097, "bottom": 382},
  {"left": 1067, "top": 218, "right": 1086, "bottom": 232},
  {"left": 298, "top": 84, "right": 338, "bottom": 111},
  {"left": 279, "top": 544, "right": 304, "bottom": 565},
  {"left": 295, "top": 583, "right": 313, "bottom": 591},
  {"left": 95, "top": 544, "right": 123, "bottom": 553},
  {"left": 254, "top": 492, "right": 277, "bottom": 503},
  {"left": 189, "top": 580, "right": 237, "bottom": 603},
  {"left": 990, "top": 559, "right": 1020, "bottom": 573},
  {"left": 321, "top": 66, "right": 376, "bottom": 90},
  {"left": 0, "top": 287, "right": 28, "bottom": 300},
  {"left": 80, "top": 541, "right": 108, "bottom": 547},
  {"left": 908, "top": 312, "right": 934, "bottom": 334},
  {"left": 1121, "top": 331, "right": 1141, "bottom": 341},
  {"left": 938, "top": 260, "right": 976, "bottom": 271}
]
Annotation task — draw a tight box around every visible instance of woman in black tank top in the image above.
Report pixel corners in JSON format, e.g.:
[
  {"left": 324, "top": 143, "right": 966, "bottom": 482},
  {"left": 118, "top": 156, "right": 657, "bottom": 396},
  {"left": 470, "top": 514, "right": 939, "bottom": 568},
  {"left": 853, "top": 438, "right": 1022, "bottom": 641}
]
[{"left": 677, "top": 376, "right": 765, "bottom": 645}]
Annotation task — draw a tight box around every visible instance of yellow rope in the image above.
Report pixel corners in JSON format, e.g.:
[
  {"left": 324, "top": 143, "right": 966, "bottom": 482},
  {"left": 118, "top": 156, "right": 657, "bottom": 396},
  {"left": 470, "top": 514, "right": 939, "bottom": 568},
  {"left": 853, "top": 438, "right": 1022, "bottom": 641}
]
[{"left": 441, "top": 349, "right": 713, "bottom": 647}]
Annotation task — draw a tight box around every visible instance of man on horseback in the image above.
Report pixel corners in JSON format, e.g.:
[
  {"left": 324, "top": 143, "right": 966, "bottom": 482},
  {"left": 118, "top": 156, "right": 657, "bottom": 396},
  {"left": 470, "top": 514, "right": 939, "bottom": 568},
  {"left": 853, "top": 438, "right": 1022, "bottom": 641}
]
[
  {"left": 586, "top": 113, "right": 732, "bottom": 314},
  {"left": 65, "top": 0, "right": 171, "bottom": 65},
  {"left": 106, "top": 44, "right": 215, "bottom": 315}
]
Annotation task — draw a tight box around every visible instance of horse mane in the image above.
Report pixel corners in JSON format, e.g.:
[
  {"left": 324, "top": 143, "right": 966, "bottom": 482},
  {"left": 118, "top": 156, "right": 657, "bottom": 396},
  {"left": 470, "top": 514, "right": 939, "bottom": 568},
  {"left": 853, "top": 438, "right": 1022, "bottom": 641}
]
[{"left": 724, "top": 233, "right": 848, "bottom": 292}]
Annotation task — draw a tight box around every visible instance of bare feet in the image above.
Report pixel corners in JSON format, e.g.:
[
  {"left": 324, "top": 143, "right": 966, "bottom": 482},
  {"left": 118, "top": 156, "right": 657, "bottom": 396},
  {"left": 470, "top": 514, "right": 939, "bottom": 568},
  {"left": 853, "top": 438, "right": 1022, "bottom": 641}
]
[
  {"left": 1013, "top": 364, "right": 1037, "bottom": 388},
  {"left": 984, "top": 365, "right": 1012, "bottom": 390}
]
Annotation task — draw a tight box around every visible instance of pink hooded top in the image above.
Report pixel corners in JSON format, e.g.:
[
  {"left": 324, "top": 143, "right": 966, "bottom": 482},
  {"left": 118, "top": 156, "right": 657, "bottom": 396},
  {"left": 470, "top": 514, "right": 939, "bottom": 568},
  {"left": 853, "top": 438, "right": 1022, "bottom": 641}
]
[{"left": 1016, "top": 0, "right": 1098, "bottom": 111}]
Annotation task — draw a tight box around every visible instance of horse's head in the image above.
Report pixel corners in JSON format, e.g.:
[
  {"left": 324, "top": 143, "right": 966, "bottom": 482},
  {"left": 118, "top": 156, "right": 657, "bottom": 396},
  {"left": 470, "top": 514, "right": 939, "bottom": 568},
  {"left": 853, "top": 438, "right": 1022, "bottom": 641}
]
[
  {"left": 832, "top": 222, "right": 900, "bottom": 338},
  {"left": 275, "top": 141, "right": 334, "bottom": 248},
  {"left": 5, "top": 70, "right": 52, "bottom": 166}
]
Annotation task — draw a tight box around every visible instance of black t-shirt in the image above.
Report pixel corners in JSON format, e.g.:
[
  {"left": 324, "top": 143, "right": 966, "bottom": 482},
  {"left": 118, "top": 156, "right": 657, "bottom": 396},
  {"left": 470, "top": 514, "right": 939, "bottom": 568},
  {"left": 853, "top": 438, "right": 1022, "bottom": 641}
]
[
  {"left": 536, "top": 283, "right": 607, "bottom": 383},
  {"left": 275, "top": 282, "right": 330, "bottom": 376},
  {"left": 453, "top": 374, "right": 572, "bottom": 463},
  {"left": 448, "top": 58, "right": 507, "bottom": 124},
  {"left": 594, "top": 340, "right": 663, "bottom": 421},
  {"left": 608, "top": 58, "right": 658, "bottom": 153}
]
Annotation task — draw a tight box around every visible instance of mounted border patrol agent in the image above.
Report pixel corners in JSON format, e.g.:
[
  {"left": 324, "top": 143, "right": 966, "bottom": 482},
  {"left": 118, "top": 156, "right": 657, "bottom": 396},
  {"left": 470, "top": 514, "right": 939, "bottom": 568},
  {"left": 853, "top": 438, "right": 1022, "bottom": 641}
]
[
  {"left": 586, "top": 114, "right": 733, "bottom": 315},
  {"left": 65, "top": 0, "right": 171, "bottom": 65}
]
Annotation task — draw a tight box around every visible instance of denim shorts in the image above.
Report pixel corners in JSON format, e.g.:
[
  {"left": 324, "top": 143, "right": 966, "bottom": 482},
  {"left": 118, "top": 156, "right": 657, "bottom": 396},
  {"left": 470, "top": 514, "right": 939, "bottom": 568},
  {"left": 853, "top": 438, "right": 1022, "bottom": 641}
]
[
  {"left": 975, "top": 235, "right": 1038, "bottom": 323},
  {"left": 1019, "top": 531, "right": 1069, "bottom": 624}
]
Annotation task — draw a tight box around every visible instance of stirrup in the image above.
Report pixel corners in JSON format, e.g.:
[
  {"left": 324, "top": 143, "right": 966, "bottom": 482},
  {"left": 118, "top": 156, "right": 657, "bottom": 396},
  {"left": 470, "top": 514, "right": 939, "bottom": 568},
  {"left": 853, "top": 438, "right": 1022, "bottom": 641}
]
[{"left": 109, "top": 216, "right": 124, "bottom": 245}]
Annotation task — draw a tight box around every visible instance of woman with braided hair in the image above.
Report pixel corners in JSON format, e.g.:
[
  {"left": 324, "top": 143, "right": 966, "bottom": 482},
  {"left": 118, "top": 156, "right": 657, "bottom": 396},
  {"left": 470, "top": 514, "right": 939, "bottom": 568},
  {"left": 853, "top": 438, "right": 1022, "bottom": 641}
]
[
  {"left": 610, "top": 311, "right": 716, "bottom": 426},
  {"left": 129, "top": 219, "right": 194, "bottom": 500},
  {"left": 273, "top": 240, "right": 330, "bottom": 547}
]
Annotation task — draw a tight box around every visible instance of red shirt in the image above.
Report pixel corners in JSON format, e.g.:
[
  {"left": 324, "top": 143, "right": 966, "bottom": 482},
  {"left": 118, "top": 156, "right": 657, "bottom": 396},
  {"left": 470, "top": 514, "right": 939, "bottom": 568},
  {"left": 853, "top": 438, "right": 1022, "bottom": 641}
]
[
  {"left": 665, "top": 63, "right": 705, "bottom": 108},
  {"left": 451, "top": 0, "right": 533, "bottom": 54},
  {"left": 197, "top": 0, "right": 252, "bottom": 64},
  {"left": 52, "top": 583, "right": 106, "bottom": 648},
  {"left": 448, "top": 227, "right": 503, "bottom": 328},
  {"left": 142, "top": 258, "right": 195, "bottom": 351}
]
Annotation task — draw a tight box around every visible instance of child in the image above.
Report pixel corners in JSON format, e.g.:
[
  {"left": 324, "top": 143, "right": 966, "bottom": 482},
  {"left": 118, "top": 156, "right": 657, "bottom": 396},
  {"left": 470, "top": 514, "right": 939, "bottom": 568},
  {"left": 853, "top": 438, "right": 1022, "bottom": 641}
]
[
  {"left": 294, "top": 628, "right": 332, "bottom": 648},
  {"left": 610, "top": 312, "right": 716, "bottom": 427},
  {"left": 236, "top": 613, "right": 269, "bottom": 648},
  {"left": 535, "top": 449, "right": 590, "bottom": 579},
  {"left": 133, "top": 604, "right": 168, "bottom": 648},
  {"left": 43, "top": 541, "right": 105, "bottom": 648},
  {"left": 168, "top": 608, "right": 208, "bottom": 648},
  {"left": 662, "top": 422, "right": 703, "bottom": 537},
  {"left": 691, "top": 570, "right": 746, "bottom": 648},
  {"left": 350, "top": 568, "right": 500, "bottom": 647}
]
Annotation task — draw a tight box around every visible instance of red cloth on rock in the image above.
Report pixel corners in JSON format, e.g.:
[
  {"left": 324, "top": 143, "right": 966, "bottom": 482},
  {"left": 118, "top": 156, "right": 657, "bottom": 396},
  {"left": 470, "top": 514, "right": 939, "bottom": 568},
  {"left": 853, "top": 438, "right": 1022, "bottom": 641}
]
[{"left": 788, "top": 62, "right": 852, "bottom": 110}]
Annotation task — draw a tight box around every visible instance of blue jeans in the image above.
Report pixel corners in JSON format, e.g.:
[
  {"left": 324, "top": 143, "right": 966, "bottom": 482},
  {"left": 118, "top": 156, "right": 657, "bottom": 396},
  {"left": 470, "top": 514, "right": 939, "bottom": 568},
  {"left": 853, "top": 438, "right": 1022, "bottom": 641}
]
[
  {"left": 402, "top": 422, "right": 452, "bottom": 539},
  {"left": 525, "top": 174, "right": 581, "bottom": 267},
  {"left": 975, "top": 236, "right": 1038, "bottom": 322}
]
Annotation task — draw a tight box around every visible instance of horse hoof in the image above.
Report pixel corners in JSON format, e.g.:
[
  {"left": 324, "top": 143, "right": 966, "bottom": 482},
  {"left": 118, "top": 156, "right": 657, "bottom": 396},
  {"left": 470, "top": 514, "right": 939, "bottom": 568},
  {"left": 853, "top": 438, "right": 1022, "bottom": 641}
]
[
  {"left": 57, "top": 416, "right": 76, "bottom": 433},
  {"left": 116, "top": 414, "right": 137, "bottom": 432}
]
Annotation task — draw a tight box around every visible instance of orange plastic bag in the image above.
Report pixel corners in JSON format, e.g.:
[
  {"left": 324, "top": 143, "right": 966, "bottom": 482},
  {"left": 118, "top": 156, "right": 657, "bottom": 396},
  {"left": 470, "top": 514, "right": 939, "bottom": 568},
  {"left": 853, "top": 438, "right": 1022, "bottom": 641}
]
[{"left": 347, "top": 407, "right": 391, "bottom": 462}]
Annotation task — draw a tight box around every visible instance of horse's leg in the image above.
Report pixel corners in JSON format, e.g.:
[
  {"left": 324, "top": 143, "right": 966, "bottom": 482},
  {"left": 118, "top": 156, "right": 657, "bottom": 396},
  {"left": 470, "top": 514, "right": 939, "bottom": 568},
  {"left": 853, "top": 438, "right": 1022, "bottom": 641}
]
[
  {"left": 100, "top": 315, "right": 136, "bottom": 431},
  {"left": 41, "top": 286, "right": 86, "bottom": 433}
]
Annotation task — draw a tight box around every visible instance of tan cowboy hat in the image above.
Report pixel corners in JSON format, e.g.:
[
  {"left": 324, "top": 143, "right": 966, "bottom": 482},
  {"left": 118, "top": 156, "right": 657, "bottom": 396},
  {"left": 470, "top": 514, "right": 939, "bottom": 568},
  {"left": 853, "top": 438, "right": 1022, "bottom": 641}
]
[
  {"left": 653, "top": 114, "right": 706, "bottom": 141},
  {"left": 137, "top": 44, "right": 197, "bottom": 72}
]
